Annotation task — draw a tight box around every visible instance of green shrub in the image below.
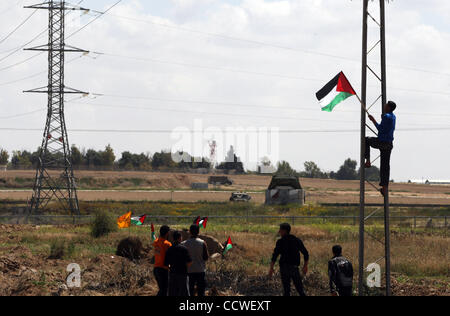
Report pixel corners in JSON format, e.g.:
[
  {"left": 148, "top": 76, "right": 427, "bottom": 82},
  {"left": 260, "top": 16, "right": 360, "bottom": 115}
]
[
  {"left": 91, "top": 212, "right": 117, "bottom": 238},
  {"left": 48, "top": 239, "right": 65, "bottom": 259}
]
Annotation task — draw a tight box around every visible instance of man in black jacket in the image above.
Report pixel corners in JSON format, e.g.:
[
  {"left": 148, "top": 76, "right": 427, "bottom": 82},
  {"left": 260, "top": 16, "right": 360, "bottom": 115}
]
[
  {"left": 328, "top": 245, "right": 354, "bottom": 296},
  {"left": 164, "top": 231, "right": 192, "bottom": 296},
  {"left": 269, "top": 223, "right": 309, "bottom": 296}
]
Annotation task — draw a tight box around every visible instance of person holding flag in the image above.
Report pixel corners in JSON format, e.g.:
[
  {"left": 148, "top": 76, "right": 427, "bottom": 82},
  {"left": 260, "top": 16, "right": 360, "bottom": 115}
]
[
  {"left": 366, "top": 101, "right": 397, "bottom": 196},
  {"left": 153, "top": 225, "right": 172, "bottom": 296}
]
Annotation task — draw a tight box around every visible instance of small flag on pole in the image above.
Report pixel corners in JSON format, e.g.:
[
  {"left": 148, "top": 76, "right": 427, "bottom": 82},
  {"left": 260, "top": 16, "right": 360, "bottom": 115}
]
[
  {"left": 131, "top": 214, "right": 147, "bottom": 226},
  {"left": 151, "top": 223, "right": 156, "bottom": 242},
  {"left": 223, "top": 237, "right": 233, "bottom": 255},
  {"left": 194, "top": 216, "right": 208, "bottom": 229},
  {"left": 316, "top": 71, "right": 356, "bottom": 112},
  {"left": 117, "top": 211, "right": 132, "bottom": 229}
]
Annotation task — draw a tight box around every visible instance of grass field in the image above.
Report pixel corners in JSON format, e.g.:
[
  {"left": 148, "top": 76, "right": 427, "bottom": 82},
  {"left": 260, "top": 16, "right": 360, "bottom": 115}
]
[
  {"left": 0, "top": 200, "right": 448, "bottom": 296},
  {"left": 0, "top": 171, "right": 448, "bottom": 296},
  {"left": 0, "top": 221, "right": 448, "bottom": 296}
]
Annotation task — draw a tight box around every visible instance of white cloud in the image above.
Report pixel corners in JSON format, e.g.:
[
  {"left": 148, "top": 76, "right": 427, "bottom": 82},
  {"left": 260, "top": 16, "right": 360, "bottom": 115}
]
[{"left": 0, "top": 0, "right": 449, "bottom": 180}]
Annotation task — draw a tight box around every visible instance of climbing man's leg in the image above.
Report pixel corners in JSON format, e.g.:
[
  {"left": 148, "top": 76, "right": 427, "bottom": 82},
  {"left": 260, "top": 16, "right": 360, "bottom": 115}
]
[
  {"left": 365, "top": 137, "right": 380, "bottom": 168},
  {"left": 379, "top": 143, "right": 393, "bottom": 188}
]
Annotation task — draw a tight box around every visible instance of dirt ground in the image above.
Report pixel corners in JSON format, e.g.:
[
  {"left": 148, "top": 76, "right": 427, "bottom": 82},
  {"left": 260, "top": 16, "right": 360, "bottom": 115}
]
[
  {"left": 1, "top": 170, "right": 449, "bottom": 205},
  {"left": 0, "top": 224, "right": 448, "bottom": 296}
]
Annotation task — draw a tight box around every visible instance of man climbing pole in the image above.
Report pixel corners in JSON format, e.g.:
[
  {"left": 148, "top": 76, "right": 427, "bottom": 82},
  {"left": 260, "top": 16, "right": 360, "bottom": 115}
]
[{"left": 365, "top": 101, "right": 397, "bottom": 196}]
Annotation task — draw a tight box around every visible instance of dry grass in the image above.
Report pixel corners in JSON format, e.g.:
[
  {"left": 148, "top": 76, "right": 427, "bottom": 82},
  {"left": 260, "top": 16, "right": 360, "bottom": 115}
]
[{"left": 0, "top": 222, "right": 448, "bottom": 296}]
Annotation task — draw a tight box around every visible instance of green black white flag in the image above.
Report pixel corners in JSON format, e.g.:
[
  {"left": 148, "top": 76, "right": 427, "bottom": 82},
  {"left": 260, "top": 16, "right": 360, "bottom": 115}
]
[{"left": 316, "top": 71, "right": 356, "bottom": 112}]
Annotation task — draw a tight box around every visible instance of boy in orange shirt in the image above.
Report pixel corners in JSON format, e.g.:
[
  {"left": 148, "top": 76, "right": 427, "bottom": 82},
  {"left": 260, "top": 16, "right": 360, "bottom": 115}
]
[{"left": 153, "top": 225, "right": 171, "bottom": 296}]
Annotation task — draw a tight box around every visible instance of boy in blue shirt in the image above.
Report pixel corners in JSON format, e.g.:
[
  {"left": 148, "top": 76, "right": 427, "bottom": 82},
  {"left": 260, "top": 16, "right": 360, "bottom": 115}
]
[{"left": 365, "top": 101, "right": 397, "bottom": 196}]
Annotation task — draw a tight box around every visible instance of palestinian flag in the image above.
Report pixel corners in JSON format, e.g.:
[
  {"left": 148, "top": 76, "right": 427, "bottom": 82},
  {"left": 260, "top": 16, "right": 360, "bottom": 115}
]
[
  {"left": 316, "top": 71, "right": 356, "bottom": 112},
  {"left": 131, "top": 214, "right": 146, "bottom": 226},
  {"left": 194, "top": 216, "right": 208, "bottom": 229},
  {"left": 223, "top": 237, "right": 233, "bottom": 255},
  {"left": 151, "top": 223, "right": 156, "bottom": 242},
  {"left": 117, "top": 211, "right": 132, "bottom": 229}
]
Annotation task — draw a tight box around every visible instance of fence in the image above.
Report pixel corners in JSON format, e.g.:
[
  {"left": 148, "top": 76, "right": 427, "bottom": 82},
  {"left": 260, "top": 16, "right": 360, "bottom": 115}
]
[{"left": 0, "top": 215, "right": 447, "bottom": 229}]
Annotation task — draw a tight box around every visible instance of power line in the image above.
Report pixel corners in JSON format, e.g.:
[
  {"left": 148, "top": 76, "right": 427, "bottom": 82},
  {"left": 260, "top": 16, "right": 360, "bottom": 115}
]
[
  {"left": 90, "top": 93, "right": 450, "bottom": 118},
  {"left": 0, "top": 53, "right": 85, "bottom": 86},
  {"left": 98, "top": 11, "right": 450, "bottom": 77},
  {"left": 0, "top": 0, "right": 86, "bottom": 65},
  {"left": 0, "top": 52, "right": 43, "bottom": 72},
  {"left": 0, "top": 9, "right": 38, "bottom": 45},
  {"left": 66, "top": 0, "right": 123, "bottom": 39},
  {"left": 69, "top": 100, "right": 357, "bottom": 123},
  {"left": 91, "top": 51, "right": 450, "bottom": 98},
  {"left": 0, "top": 127, "right": 449, "bottom": 134}
]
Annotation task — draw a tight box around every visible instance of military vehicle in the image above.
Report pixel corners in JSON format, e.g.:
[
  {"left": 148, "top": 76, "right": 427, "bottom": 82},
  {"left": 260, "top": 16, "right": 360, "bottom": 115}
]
[
  {"left": 229, "top": 192, "right": 251, "bottom": 202},
  {"left": 265, "top": 176, "right": 306, "bottom": 205},
  {"left": 208, "top": 176, "right": 233, "bottom": 186}
]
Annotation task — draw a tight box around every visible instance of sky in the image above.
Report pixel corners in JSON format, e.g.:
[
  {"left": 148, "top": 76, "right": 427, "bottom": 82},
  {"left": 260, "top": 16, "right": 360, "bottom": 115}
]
[{"left": 0, "top": 0, "right": 449, "bottom": 181}]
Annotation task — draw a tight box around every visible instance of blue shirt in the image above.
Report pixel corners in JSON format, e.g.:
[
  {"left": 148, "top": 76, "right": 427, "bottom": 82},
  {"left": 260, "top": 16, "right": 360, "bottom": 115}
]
[{"left": 376, "top": 112, "right": 396, "bottom": 143}]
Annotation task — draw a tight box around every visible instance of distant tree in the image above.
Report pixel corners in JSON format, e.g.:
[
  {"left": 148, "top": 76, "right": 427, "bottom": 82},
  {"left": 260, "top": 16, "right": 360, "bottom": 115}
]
[
  {"left": 358, "top": 165, "right": 381, "bottom": 182},
  {"left": 101, "top": 144, "right": 116, "bottom": 168},
  {"left": 11, "top": 151, "right": 33, "bottom": 169},
  {"left": 71, "top": 145, "right": 83, "bottom": 167},
  {"left": 84, "top": 149, "right": 102, "bottom": 168},
  {"left": 301, "top": 161, "right": 328, "bottom": 179},
  {"left": 0, "top": 148, "right": 9, "bottom": 165},
  {"left": 275, "top": 161, "right": 297, "bottom": 176},
  {"left": 333, "top": 158, "right": 358, "bottom": 180},
  {"left": 119, "top": 151, "right": 151, "bottom": 170}
]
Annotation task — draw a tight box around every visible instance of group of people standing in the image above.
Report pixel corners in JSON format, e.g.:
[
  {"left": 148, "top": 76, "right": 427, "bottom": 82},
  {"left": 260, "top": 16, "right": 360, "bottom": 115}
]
[
  {"left": 153, "top": 224, "right": 209, "bottom": 296},
  {"left": 152, "top": 222, "right": 354, "bottom": 297}
]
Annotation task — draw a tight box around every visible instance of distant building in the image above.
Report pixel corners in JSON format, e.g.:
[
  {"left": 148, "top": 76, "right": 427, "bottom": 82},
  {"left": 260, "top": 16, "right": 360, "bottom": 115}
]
[{"left": 408, "top": 179, "right": 450, "bottom": 185}]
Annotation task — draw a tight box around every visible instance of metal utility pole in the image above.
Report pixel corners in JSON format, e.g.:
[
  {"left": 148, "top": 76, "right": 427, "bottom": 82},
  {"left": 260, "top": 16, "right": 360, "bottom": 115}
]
[
  {"left": 359, "top": 0, "right": 391, "bottom": 296},
  {"left": 358, "top": 0, "right": 369, "bottom": 297},
  {"left": 24, "top": 1, "right": 88, "bottom": 215}
]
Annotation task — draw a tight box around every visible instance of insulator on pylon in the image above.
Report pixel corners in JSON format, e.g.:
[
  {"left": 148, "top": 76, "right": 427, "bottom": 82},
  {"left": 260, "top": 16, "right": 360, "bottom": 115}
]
[{"left": 47, "top": 134, "right": 52, "bottom": 139}]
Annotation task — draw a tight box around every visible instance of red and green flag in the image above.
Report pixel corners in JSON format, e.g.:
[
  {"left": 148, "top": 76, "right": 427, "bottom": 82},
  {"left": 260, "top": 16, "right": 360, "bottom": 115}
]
[
  {"left": 223, "top": 237, "right": 233, "bottom": 255},
  {"left": 316, "top": 71, "right": 356, "bottom": 112},
  {"left": 151, "top": 223, "right": 156, "bottom": 242},
  {"left": 131, "top": 214, "right": 146, "bottom": 226},
  {"left": 194, "top": 216, "right": 208, "bottom": 229}
]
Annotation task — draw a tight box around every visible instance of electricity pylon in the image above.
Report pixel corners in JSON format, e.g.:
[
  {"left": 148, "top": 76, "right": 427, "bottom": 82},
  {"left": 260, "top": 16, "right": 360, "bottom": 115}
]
[{"left": 24, "top": 1, "right": 88, "bottom": 215}]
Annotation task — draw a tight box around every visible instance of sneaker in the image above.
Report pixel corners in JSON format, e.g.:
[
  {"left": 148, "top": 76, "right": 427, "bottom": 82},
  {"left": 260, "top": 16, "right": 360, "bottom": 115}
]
[{"left": 364, "top": 161, "right": 372, "bottom": 168}]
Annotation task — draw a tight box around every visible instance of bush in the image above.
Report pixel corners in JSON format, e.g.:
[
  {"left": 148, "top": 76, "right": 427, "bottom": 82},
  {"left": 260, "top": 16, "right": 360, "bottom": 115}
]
[
  {"left": 91, "top": 212, "right": 117, "bottom": 238},
  {"left": 116, "top": 237, "right": 144, "bottom": 261},
  {"left": 49, "top": 239, "right": 65, "bottom": 259}
]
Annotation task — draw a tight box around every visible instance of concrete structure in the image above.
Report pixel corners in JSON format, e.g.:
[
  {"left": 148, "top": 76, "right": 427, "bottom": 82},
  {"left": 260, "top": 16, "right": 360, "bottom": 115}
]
[
  {"left": 191, "top": 183, "right": 209, "bottom": 190},
  {"left": 265, "top": 176, "right": 306, "bottom": 206}
]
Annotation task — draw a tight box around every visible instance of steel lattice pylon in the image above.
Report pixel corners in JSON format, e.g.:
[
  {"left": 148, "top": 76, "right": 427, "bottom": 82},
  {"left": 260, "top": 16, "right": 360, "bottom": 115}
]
[{"left": 24, "top": 1, "right": 88, "bottom": 215}]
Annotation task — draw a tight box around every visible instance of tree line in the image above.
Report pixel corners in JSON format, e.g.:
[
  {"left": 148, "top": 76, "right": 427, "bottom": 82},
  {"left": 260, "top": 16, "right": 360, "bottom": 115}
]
[
  {"left": 274, "top": 159, "right": 380, "bottom": 181},
  {"left": 0, "top": 145, "right": 217, "bottom": 172},
  {"left": 0, "top": 145, "right": 379, "bottom": 181}
]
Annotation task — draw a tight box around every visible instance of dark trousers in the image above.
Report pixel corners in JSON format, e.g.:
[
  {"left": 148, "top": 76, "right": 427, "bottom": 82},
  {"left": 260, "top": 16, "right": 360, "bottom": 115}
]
[
  {"left": 337, "top": 286, "right": 353, "bottom": 297},
  {"left": 188, "top": 272, "right": 206, "bottom": 297},
  {"left": 153, "top": 267, "right": 168, "bottom": 297},
  {"left": 365, "top": 137, "right": 393, "bottom": 186},
  {"left": 168, "top": 273, "right": 189, "bottom": 297},
  {"left": 280, "top": 264, "right": 306, "bottom": 296}
]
